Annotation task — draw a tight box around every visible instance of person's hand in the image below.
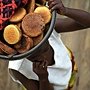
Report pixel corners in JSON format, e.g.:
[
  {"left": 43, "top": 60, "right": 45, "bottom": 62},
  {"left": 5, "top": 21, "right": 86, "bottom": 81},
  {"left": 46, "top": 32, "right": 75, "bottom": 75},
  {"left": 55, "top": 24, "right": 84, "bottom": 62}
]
[
  {"left": 33, "top": 61, "right": 49, "bottom": 81},
  {"left": 48, "top": 0, "right": 66, "bottom": 15}
]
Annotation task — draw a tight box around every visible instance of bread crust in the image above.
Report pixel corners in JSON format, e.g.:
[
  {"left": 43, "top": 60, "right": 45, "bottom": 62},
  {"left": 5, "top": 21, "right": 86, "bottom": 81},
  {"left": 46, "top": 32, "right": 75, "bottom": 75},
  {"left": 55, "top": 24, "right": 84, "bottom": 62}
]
[
  {"left": 34, "top": 6, "right": 51, "bottom": 24},
  {"left": 22, "top": 13, "right": 45, "bottom": 37},
  {"left": 3, "top": 25, "right": 22, "bottom": 44},
  {"left": 0, "top": 41, "right": 17, "bottom": 55},
  {"left": 14, "top": 34, "right": 33, "bottom": 53},
  {"left": 9, "top": 8, "right": 26, "bottom": 23},
  {"left": 32, "top": 32, "right": 43, "bottom": 46},
  {"left": 26, "top": 0, "right": 35, "bottom": 13}
]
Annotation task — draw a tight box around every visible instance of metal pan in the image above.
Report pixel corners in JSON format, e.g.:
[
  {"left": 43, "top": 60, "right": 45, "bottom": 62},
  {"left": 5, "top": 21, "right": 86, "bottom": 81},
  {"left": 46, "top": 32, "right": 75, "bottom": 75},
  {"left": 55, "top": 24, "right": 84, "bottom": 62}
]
[{"left": 0, "top": 11, "right": 56, "bottom": 60}]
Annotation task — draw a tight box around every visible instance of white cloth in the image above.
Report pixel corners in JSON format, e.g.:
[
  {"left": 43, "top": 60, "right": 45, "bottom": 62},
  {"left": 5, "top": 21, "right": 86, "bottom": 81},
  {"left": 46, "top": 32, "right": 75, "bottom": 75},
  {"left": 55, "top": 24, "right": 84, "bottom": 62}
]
[{"left": 8, "top": 30, "right": 72, "bottom": 90}]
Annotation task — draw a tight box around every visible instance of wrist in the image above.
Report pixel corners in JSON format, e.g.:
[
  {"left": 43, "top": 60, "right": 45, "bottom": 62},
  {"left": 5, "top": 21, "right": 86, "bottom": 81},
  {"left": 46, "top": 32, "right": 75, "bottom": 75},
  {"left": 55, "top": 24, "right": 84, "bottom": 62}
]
[
  {"left": 63, "top": 7, "right": 68, "bottom": 15},
  {"left": 58, "top": 6, "right": 67, "bottom": 15},
  {"left": 64, "top": 7, "right": 72, "bottom": 16},
  {"left": 39, "top": 77, "right": 49, "bottom": 82},
  {"left": 39, "top": 76, "right": 48, "bottom": 81},
  {"left": 59, "top": 7, "right": 68, "bottom": 15}
]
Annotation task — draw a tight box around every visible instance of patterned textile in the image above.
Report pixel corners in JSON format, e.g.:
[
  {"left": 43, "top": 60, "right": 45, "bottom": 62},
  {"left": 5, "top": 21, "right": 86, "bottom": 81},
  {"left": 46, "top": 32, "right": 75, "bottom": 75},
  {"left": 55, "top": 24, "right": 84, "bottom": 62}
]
[
  {"left": 22, "top": 0, "right": 28, "bottom": 4},
  {"left": 0, "top": 0, "right": 28, "bottom": 30}
]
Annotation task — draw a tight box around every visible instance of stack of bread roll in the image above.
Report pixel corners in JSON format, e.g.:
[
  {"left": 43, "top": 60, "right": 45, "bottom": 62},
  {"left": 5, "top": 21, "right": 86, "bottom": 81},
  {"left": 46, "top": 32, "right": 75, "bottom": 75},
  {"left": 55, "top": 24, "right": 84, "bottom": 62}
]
[{"left": 0, "top": 0, "right": 52, "bottom": 55}]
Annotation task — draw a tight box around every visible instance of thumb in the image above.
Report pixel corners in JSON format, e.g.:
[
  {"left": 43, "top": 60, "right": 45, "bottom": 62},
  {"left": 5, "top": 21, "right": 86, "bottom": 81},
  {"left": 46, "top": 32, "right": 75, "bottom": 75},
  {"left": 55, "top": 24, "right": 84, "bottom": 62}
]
[{"left": 51, "top": 4, "right": 58, "bottom": 12}]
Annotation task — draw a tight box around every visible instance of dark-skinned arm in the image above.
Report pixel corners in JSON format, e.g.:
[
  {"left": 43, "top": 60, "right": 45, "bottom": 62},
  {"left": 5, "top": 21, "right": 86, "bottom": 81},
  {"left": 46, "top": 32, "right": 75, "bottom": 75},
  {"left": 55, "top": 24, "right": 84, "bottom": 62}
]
[
  {"left": 55, "top": 8, "right": 90, "bottom": 33},
  {"left": 39, "top": 78, "right": 53, "bottom": 90},
  {"left": 48, "top": 0, "right": 90, "bottom": 33},
  {"left": 55, "top": 16, "right": 89, "bottom": 33},
  {"left": 33, "top": 62, "right": 54, "bottom": 90}
]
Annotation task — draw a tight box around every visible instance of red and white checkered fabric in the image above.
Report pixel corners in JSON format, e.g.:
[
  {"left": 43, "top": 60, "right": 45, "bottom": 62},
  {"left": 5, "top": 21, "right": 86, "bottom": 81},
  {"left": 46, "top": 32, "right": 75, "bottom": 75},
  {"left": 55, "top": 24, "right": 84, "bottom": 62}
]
[{"left": 0, "top": 0, "right": 28, "bottom": 30}]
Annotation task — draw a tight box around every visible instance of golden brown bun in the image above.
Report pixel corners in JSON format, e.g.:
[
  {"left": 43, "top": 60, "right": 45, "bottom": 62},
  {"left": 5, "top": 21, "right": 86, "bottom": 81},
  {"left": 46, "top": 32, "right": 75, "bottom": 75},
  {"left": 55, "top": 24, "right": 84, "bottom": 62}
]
[
  {"left": 14, "top": 34, "right": 33, "bottom": 54},
  {"left": 22, "top": 13, "right": 45, "bottom": 37},
  {"left": 26, "top": 0, "right": 35, "bottom": 13},
  {"left": 3, "top": 24, "right": 22, "bottom": 44},
  {"left": 9, "top": 8, "right": 26, "bottom": 23},
  {"left": 34, "top": 6, "right": 51, "bottom": 24},
  {"left": 0, "top": 41, "right": 17, "bottom": 55},
  {"left": 32, "top": 32, "right": 43, "bottom": 46}
]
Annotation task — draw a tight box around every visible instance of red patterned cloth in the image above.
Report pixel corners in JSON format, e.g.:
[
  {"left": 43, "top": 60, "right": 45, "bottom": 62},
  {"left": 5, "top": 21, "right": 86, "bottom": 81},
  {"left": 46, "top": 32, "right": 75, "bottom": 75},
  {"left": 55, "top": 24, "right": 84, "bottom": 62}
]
[
  {"left": 22, "top": 0, "right": 28, "bottom": 4},
  {"left": 0, "top": 0, "right": 28, "bottom": 30}
]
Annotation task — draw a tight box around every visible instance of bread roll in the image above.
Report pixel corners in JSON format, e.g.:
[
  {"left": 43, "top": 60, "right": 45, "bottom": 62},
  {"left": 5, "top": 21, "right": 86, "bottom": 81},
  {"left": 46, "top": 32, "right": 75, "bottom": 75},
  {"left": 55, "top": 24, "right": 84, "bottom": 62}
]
[
  {"left": 22, "top": 13, "right": 45, "bottom": 37},
  {"left": 34, "top": 6, "right": 51, "bottom": 24},
  {"left": 4, "top": 24, "right": 22, "bottom": 44},
  {"left": 14, "top": 34, "right": 33, "bottom": 53},
  {"left": 10, "top": 8, "right": 26, "bottom": 23},
  {"left": 0, "top": 41, "right": 17, "bottom": 55}
]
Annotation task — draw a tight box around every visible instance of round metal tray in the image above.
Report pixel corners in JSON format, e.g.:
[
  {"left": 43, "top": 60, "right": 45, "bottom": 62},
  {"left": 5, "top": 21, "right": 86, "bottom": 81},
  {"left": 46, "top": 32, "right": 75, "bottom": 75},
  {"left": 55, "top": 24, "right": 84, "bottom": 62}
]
[{"left": 0, "top": 11, "right": 56, "bottom": 60}]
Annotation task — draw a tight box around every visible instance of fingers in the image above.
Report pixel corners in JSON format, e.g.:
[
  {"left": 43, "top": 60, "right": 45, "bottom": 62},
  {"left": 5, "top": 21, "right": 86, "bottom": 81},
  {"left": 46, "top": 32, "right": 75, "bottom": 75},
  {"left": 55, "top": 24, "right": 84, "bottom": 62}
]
[
  {"left": 33, "top": 62, "right": 36, "bottom": 69},
  {"left": 48, "top": 0, "right": 57, "bottom": 9},
  {"left": 33, "top": 61, "right": 48, "bottom": 70},
  {"left": 48, "top": 0, "right": 65, "bottom": 13},
  {"left": 33, "top": 62, "right": 40, "bottom": 68},
  {"left": 51, "top": 4, "right": 59, "bottom": 12},
  {"left": 39, "top": 61, "right": 48, "bottom": 69},
  {"left": 33, "top": 62, "right": 40, "bottom": 72}
]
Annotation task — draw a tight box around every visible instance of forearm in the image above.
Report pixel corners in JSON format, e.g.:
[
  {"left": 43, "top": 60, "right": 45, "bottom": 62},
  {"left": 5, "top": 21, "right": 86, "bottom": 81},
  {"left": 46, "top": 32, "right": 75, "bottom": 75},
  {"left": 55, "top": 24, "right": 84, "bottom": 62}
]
[
  {"left": 65, "top": 7, "right": 90, "bottom": 27},
  {"left": 39, "top": 79, "right": 54, "bottom": 90},
  {"left": 55, "top": 7, "right": 90, "bottom": 33},
  {"left": 55, "top": 17, "right": 88, "bottom": 33}
]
